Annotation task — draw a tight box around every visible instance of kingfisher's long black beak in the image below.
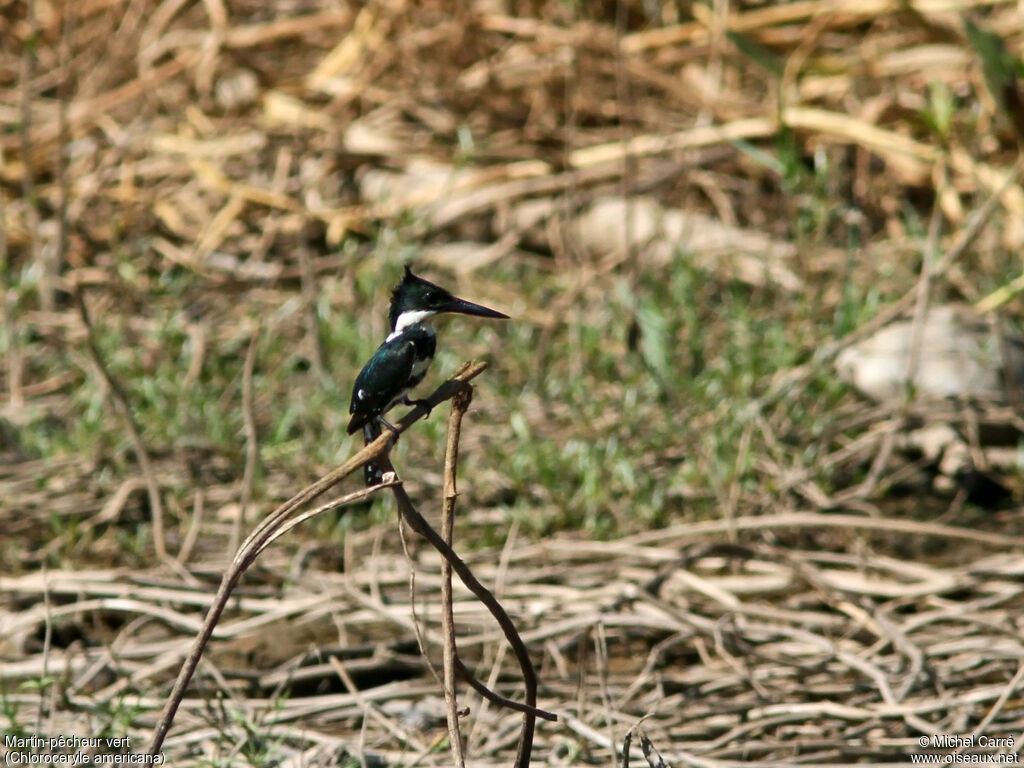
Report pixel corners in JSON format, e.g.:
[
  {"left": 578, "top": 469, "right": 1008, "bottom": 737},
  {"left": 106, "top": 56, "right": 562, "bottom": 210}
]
[{"left": 440, "top": 296, "right": 509, "bottom": 320}]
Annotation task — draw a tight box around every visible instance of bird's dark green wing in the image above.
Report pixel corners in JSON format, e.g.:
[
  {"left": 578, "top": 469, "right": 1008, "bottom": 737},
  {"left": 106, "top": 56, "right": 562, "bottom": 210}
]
[{"left": 346, "top": 336, "right": 418, "bottom": 434}]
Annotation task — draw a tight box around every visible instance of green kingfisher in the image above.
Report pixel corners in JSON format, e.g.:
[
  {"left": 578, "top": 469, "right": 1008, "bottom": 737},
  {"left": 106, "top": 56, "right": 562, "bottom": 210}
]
[{"left": 347, "top": 266, "right": 508, "bottom": 485}]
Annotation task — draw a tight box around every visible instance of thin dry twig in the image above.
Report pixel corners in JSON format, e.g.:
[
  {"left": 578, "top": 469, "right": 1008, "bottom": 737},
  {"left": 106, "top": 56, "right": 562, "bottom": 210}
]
[
  {"left": 73, "top": 287, "right": 168, "bottom": 560},
  {"left": 232, "top": 323, "right": 261, "bottom": 553},
  {"left": 439, "top": 388, "right": 472, "bottom": 768}
]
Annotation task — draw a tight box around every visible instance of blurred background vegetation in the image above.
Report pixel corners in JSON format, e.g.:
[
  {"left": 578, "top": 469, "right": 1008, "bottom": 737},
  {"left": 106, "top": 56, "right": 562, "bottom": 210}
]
[{"left": 3, "top": 0, "right": 1024, "bottom": 763}]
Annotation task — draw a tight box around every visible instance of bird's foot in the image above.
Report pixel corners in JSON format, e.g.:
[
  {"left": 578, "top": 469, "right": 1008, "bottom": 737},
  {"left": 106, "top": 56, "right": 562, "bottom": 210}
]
[
  {"left": 402, "top": 396, "right": 432, "bottom": 418},
  {"left": 379, "top": 417, "right": 401, "bottom": 441}
]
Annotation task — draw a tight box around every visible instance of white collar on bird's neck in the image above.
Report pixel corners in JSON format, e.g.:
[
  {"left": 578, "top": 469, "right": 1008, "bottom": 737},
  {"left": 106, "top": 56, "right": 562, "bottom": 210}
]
[{"left": 386, "top": 310, "right": 437, "bottom": 341}]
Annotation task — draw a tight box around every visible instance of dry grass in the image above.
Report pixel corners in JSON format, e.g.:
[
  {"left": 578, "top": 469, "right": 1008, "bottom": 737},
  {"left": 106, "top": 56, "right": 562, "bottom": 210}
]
[
  {"left": 4, "top": 517, "right": 1024, "bottom": 764},
  {"left": 3, "top": 0, "right": 1024, "bottom": 765}
]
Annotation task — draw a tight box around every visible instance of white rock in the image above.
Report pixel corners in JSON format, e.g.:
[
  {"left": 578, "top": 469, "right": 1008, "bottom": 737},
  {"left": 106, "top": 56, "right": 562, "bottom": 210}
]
[{"left": 836, "top": 305, "right": 1024, "bottom": 403}]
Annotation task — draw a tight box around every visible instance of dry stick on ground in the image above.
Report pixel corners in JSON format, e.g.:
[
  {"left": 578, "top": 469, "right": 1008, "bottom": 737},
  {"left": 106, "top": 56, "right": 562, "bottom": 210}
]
[
  {"left": 74, "top": 288, "right": 168, "bottom": 560},
  {"left": 439, "top": 387, "right": 473, "bottom": 768},
  {"left": 232, "top": 324, "right": 261, "bottom": 554},
  {"left": 147, "top": 361, "right": 488, "bottom": 756}
]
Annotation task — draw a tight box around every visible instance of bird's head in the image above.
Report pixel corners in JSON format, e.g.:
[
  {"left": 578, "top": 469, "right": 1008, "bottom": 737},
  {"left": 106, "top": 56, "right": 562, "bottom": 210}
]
[{"left": 388, "top": 266, "right": 508, "bottom": 332}]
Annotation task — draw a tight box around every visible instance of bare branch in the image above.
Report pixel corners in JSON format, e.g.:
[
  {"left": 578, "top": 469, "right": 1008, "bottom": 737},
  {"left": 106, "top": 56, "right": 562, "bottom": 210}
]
[
  {"left": 439, "top": 387, "right": 472, "bottom": 768},
  {"left": 379, "top": 434, "right": 556, "bottom": 768},
  {"left": 147, "top": 360, "right": 490, "bottom": 756}
]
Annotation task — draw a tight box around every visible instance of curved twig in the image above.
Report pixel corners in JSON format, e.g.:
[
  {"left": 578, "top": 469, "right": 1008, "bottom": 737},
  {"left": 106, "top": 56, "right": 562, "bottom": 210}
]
[{"left": 380, "top": 445, "right": 556, "bottom": 768}]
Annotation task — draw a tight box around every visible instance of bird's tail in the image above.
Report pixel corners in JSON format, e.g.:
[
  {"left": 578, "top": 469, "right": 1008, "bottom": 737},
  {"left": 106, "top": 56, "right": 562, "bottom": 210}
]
[{"left": 362, "top": 420, "right": 383, "bottom": 486}]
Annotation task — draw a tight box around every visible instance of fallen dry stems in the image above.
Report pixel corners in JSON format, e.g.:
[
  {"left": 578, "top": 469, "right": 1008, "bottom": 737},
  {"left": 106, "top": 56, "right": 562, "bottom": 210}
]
[{"left": 4, "top": 518, "right": 1024, "bottom": 764}]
